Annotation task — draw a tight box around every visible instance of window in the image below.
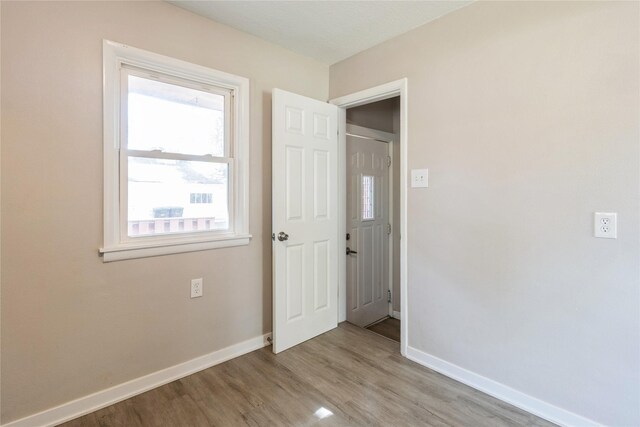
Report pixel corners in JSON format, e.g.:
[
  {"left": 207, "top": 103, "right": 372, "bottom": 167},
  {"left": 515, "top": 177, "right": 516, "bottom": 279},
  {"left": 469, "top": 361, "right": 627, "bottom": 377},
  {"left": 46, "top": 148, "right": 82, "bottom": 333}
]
[
  {"left": 361, "top": 175, "right": 375, "bottom": 220},
  {"left": 190, "top": 193, "right": 213, "bottom": 204},
  {"left": 101, "top": 41, "right": 250, "bottom": 261}
]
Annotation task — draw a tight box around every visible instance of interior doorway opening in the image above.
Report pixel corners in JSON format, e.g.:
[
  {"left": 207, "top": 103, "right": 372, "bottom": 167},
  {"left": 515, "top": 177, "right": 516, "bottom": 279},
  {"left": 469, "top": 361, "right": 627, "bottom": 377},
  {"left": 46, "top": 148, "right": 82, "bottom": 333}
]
[
  {"left": 344, "top": 98, "right": 401, "bottom": 343},
  {"left": 331, "top": 79, "right": 408, "bottom": 356}
]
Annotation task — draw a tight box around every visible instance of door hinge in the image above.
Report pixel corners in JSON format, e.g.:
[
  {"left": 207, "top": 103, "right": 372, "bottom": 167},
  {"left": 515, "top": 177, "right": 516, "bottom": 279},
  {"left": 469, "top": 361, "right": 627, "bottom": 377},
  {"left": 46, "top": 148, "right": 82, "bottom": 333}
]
[
  {"left": 387, "top": 223, "right": 392, "bottom": 235},
  {"left": 387, "top": 289, "right": 392, "bottom": 303},
  {"left": 387, "top": 156, "right": 392, "bottom": 167}
]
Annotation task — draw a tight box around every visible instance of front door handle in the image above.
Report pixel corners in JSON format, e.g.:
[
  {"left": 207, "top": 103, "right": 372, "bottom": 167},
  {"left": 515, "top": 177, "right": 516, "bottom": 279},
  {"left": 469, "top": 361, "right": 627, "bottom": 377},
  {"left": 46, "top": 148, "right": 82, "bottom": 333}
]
[
  {"left": 277, "top": 232, "right": 289, "bottom": 241},
  {"left": 346, "top": 247, "right": 357, "bottom": 255}
]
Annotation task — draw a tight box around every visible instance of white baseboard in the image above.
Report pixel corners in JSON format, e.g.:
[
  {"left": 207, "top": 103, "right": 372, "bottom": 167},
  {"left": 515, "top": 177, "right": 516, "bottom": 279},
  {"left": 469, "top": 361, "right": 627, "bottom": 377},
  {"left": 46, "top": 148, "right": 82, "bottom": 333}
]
[
  {"left": 392, "top": 310, "right": 401, "bottom": 319},
  {"left": 3, "top": 333, "right": 272, "bottom": 427},
  {"left": 405, "top": 346, "right": 599, "bottom": 427}
]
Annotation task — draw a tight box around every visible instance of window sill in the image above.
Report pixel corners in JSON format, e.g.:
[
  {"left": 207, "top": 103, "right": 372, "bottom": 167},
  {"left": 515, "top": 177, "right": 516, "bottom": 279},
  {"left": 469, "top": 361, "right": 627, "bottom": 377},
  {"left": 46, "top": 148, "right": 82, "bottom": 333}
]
[{"left": 99, "top": 234, "right": 252, "bottom": 262}]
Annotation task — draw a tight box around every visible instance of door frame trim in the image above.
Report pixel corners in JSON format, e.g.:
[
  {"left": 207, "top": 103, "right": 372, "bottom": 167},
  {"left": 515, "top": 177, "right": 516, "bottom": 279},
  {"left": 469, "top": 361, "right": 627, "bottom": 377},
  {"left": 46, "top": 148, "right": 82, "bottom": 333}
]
[{"left": 330, "top": 78, "right": 408, "bottom": 356}]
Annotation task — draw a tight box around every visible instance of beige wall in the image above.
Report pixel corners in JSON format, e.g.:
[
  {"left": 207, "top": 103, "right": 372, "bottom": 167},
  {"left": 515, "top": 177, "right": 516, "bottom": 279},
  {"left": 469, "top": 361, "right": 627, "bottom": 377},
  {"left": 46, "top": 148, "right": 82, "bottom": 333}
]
[
  {"left": 0, "top": 1, "right": 328, "bottom": 423},
  {"left": 346, "top": 97, "right": 397, "bottom": 133},
  {"left": 332, "top": 2, "right": 639, "bottom": 425}
]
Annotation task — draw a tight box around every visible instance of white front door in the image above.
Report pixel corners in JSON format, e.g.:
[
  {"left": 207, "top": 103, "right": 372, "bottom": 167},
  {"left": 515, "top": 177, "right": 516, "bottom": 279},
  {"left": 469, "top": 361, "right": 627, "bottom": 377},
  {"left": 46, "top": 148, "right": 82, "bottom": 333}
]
[
  {"left": 346, "top": 133, "right": 390, "bottom": 327},
  {"left": 272, "top": 89, "right": 339, "bottom": 353}
]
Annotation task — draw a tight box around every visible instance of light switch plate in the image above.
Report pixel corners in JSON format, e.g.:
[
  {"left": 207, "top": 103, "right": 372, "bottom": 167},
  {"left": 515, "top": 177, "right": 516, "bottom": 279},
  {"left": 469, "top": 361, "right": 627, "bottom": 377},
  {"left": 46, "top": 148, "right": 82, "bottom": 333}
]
[
  {"left": 594, "top": 212, "right": 617, "bottom": 239},
  {"left": 411, "top": 169, "right": 428, "bottom": 188}
]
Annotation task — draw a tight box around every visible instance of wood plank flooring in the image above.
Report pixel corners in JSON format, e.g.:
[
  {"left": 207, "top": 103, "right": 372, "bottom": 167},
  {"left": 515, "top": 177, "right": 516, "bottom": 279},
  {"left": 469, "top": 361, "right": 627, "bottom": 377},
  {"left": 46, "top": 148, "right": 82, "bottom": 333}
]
[
  {"left": 60, "top": 323, "right": 554, "bottom": 426},
  {"left": 365, "top": 317, "right": 400, "bottom": 342}
]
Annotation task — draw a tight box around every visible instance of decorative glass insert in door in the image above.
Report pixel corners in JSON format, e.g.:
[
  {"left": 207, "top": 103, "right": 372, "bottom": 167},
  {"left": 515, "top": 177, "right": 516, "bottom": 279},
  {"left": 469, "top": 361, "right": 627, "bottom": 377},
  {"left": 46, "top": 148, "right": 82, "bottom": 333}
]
[{"left": 361, "top": 175, "right": 375, "bottom": 220}]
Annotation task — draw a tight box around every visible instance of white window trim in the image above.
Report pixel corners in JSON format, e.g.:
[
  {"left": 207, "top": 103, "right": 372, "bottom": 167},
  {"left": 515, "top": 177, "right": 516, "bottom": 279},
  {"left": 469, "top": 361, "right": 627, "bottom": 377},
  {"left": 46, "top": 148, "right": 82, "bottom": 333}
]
[{"left": 100, "top": 40, "right": 251, "bottom": 262}]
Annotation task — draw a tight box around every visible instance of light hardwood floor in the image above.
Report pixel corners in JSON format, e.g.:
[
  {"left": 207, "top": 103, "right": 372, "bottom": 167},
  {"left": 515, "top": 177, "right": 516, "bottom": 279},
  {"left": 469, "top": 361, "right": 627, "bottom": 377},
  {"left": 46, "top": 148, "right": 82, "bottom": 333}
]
[{"left": 61, "top": 323, "right": 554, "bottom": 426}]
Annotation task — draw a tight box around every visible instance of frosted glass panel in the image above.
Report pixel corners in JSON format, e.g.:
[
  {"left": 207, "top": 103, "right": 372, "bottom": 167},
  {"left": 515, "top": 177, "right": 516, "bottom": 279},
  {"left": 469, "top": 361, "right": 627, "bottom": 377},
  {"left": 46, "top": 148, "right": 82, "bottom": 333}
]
[{"left": 362, "top": 175, "right": 374, "bottom": 220}]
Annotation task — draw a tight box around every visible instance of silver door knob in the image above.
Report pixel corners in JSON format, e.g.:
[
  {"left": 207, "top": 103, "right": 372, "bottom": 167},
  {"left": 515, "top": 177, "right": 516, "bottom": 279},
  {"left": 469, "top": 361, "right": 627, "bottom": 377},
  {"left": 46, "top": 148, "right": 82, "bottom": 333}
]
[{"left": 277, "top": 232, "right": 289, "bottom": 241}]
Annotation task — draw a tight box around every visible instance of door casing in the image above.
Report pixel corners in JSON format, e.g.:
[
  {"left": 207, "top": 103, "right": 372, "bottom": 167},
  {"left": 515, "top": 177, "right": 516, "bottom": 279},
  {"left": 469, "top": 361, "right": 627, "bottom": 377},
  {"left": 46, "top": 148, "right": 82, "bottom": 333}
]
[{"left": 330, "top": 78, "right": 408, "bottom": 356}]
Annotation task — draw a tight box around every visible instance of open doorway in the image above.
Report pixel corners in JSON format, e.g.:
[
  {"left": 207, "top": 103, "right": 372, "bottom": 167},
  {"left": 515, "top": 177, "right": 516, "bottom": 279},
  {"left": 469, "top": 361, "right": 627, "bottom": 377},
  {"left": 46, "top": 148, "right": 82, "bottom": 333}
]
[
  {"left": 330, "top": 79, "right": 408, "bottom": 355},
  {"left": 344, "top": 98, "right": 401, "bottom": 342}
]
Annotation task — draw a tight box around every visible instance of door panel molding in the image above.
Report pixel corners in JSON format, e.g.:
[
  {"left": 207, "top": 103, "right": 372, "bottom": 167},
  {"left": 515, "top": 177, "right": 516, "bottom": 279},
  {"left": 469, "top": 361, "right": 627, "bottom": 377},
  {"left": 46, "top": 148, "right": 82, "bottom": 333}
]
[
  {"left": 346, "top": 136, "right": 390, "bottom": 326},
  {"left": 273, "top": 89, "right": 339, "bottom": 354}
]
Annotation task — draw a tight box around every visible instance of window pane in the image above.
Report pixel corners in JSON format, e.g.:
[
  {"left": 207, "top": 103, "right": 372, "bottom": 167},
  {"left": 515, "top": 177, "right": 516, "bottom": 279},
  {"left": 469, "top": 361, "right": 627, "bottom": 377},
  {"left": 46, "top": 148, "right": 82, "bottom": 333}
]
[
  {"left": 362, "top": 175, "right": 374, "bottom": 220},
  {"left": 128, "top": 157, "right": 229, "bottom": 236},
  {"left": 127, "top": 75, "right": 225, "bottom": 157}
]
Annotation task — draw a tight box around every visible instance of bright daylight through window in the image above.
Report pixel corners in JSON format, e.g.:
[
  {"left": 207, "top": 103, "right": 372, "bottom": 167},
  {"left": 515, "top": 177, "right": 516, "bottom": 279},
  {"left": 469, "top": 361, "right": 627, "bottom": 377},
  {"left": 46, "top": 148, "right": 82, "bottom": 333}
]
[
  {"left": 101, "top": 41, "right": 250, "bottom": 261},
  {"left": 126, "top": 73, "right": 230, "bottom": 236}
]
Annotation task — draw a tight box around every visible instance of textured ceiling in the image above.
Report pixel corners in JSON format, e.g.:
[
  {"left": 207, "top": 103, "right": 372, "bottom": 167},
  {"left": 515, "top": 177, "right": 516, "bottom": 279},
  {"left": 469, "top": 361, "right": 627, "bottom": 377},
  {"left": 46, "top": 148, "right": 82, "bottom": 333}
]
[{"left": 167, "top": 1, "right": 473, "bottom": 64}]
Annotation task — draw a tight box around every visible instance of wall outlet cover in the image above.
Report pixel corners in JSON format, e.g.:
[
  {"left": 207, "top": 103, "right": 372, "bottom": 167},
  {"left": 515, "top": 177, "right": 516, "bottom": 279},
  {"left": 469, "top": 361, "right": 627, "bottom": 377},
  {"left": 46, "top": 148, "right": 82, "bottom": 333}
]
[
  {"left": 190, "top": 278, "right": 203, "bottom": 298},
  {"left": 594, "top": 212, "right": 617, "bottom": 239}
]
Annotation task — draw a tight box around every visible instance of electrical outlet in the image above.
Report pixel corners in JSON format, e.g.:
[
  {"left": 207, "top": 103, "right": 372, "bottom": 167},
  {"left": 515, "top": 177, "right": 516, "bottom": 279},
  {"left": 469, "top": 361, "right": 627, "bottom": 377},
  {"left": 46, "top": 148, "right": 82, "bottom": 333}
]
[
  {"left": 411, "top": 169, "right": 428, "bottom": 188},
  {"left": 594, "top": 212, "right": 617, "bottom": 239},
  {"left": 190, "top": 278, "right": 203, "bottom": 298}
]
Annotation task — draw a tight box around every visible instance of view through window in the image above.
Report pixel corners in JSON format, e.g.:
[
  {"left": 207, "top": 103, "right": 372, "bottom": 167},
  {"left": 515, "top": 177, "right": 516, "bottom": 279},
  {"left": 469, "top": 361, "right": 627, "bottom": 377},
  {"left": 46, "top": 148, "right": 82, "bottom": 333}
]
[{"left": 125, "top": 73, "right": 231, "bottom": 237}]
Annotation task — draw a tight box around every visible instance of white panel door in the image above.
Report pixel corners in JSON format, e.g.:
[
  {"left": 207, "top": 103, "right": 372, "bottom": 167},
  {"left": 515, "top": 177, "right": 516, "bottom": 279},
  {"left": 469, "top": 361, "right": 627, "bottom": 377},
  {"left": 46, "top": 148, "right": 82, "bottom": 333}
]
[
  {"left": 346, "top": 135, "right": 390, "bottom": 327},
  {"left": 272, "top": 89, "right": 339, "bottom": 353}
]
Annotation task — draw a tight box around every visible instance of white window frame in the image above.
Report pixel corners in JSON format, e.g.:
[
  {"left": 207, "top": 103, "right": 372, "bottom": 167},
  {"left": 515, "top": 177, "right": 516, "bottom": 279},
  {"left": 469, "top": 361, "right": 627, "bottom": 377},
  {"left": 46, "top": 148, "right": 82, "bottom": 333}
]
[{"left": 100, "top": 40, "right": 251, "bottom": 262}]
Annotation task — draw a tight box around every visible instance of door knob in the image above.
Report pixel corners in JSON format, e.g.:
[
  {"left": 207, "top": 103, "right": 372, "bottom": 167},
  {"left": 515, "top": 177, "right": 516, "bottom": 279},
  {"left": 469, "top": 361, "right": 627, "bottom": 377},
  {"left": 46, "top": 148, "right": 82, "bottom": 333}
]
[
  {"left": 346, "top": 247, "right": 357, "bottom": 255},
  {"left": 277, "top": 232, "right": 289, "bottom": 241}
]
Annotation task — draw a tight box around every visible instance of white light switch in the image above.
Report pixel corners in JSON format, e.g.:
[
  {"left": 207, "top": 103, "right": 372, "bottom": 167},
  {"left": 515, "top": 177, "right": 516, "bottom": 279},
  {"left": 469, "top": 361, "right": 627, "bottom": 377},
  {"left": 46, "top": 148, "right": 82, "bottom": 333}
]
[
  {"left": 411, "top": 169, "right": 429, "bottom": 188},
  {"left": 594, "top": 212, "right": 617, "bottom": 239}
]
